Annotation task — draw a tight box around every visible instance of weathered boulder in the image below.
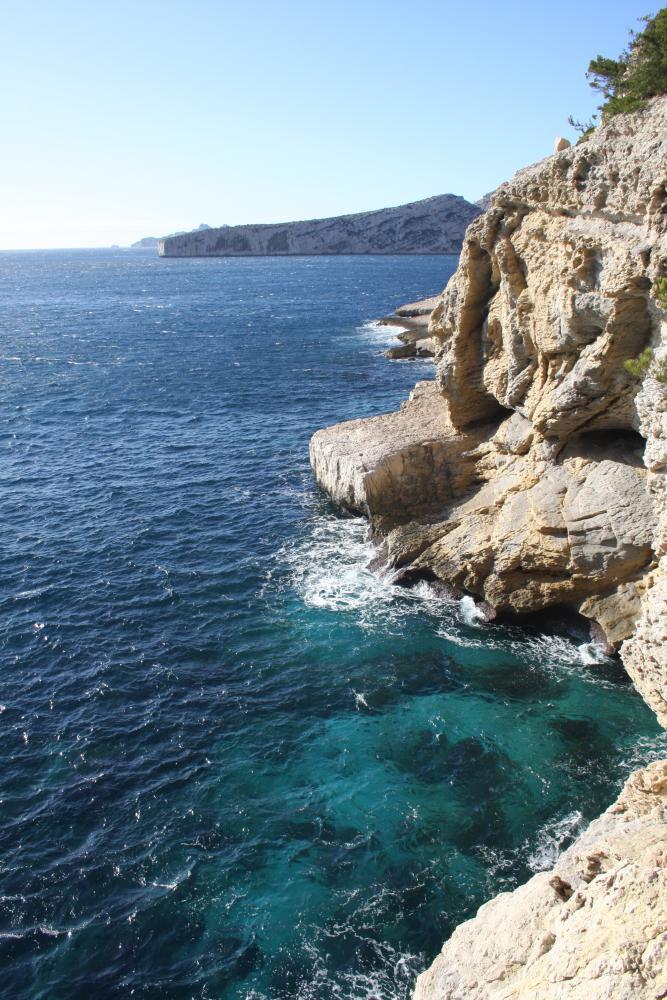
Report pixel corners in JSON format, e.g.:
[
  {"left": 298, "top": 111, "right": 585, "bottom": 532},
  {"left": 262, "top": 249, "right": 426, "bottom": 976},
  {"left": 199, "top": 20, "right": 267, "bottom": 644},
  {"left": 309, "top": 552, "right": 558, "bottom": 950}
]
[
  {"left": 385, "top": 342, "right": 419, "bottom": 360},
  {"left": 554, "top": 136, "right": 571, "bottom": 152}
]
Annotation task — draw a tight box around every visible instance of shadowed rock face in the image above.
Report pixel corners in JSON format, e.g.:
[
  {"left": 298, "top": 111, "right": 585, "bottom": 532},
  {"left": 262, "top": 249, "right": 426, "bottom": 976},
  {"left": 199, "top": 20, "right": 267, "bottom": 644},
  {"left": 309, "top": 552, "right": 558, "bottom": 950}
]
[
  {"left": 157, "top": 195, "right": 481, "bottom": 256},
  {"left": 310, "top": 97, "right": 667, "bottom": 1000},
  {"left": 310, "top": 97, "right": 667, "bottom": 726}
]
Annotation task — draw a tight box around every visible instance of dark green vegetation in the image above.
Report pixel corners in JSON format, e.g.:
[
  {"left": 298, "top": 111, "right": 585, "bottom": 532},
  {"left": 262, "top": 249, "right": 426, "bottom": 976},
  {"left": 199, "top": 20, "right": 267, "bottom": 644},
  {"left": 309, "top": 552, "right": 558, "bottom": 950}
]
[
  {"left": 655, "top": 275, "right": 667, "bottom": 309},
  {"left": 569, "top": 8, "right": 667, "bottom": 133},
  {"left": 624, "top": 348, "right": 667, "bottom": 385},
  {"left": 624, "top": 279, "right": 667, "bottom": 384}
]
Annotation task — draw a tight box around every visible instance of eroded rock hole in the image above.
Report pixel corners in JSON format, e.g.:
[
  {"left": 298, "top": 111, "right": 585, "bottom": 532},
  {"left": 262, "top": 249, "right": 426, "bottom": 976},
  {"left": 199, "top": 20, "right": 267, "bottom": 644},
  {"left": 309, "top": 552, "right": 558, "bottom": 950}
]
[{"left": 563, "top": 428, "right": 646, "bottom": 466}]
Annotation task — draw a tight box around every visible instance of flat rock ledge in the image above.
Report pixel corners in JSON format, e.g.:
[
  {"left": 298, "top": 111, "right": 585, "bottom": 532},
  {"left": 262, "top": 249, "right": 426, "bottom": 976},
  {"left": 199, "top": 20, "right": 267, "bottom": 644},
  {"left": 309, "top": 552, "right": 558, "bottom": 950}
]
[
  {"left": 309, "top": 381, "right": 484, "bottom": 520},
  {"left": 413, "top": 760, "right": 667, "bottom": 1000},
  {"left": 379, "top": 295, "right": 440, "bottom": 359}
]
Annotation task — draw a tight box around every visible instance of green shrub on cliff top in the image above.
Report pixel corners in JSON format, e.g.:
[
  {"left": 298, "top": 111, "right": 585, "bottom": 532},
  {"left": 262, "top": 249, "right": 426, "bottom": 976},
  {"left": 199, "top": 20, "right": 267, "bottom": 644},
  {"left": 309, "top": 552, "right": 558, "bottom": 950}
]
[{"left": 571, "top": 9, "right": 667, "bottom": 129}]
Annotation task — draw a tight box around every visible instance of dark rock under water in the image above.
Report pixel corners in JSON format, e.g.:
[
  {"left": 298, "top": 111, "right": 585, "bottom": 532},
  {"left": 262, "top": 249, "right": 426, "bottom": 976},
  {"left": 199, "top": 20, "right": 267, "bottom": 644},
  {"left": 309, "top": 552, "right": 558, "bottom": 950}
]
[{"left": 0, "top": 249, "right": 663, "bottom": 999}]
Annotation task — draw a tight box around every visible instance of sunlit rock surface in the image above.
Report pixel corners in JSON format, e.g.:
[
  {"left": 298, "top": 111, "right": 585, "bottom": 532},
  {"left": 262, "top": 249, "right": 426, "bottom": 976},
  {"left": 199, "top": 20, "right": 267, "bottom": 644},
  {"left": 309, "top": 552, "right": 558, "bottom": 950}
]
[
  {"left": 310, "top": 97, "right": 667, "bottom": 720},
  {"left": 309, "top": 98, "right": 667, "bottom": 997},
  {"left": 158, "top": 195, "right": 481, "bottom": 256}
]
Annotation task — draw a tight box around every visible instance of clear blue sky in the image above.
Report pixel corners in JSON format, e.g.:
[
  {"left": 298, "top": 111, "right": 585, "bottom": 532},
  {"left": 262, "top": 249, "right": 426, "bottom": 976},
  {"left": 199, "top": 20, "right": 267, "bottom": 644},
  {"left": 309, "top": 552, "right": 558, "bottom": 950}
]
[{"left": 0, "top": 0, "right": 653, "bottom": 248}]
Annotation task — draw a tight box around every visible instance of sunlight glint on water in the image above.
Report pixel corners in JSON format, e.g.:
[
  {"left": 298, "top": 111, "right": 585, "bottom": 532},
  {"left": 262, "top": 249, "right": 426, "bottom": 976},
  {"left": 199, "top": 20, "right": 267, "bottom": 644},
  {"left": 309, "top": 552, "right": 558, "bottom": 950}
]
[{"left": 0, "top": 250, "right": 664, "bottom": 999}]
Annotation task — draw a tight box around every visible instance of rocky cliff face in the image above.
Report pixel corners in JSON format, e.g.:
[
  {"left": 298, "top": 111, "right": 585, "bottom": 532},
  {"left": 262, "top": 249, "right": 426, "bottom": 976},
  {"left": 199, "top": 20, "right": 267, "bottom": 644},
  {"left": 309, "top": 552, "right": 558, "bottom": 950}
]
[
  {"left": 311, "top": 98, "right": 667, "bottom": 721},
  {"left": 157, "top": 195, "right": 481, "bottom": 256},
  {"left": 414, "top": 760, "right": 667, "bottom": 1000},
  {"left": 310, "top": 98, "right": 667, "bottom": 996}
]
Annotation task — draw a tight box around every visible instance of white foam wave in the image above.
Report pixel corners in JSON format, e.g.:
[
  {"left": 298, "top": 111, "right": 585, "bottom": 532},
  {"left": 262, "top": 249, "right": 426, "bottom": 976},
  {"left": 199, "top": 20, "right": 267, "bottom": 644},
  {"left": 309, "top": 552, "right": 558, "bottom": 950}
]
[
  {"left": 37, "top": 925, "right": 69, "bottom": 938},
  {"left": 459, "top": 596, "right": 486, "bottom": 627},
  {"left": 577, "top": 641, "right": 612, "bottom": 666},
  {"left": 403, "top": 579, "right": 456, "bottom": 606},
  {"left": 352, "top": 690, "right": 369, "bottom": 710},
  {"left": 281, "top": 517, "right": 394, "bottom": 612},
  {"left": 278, "top": 513, "right": 619, "bottom": 681},
  {"left": 527, "top": 810, "right": 585, "bottom": 872},
  {"left": 356, "top": 319, "right": 408, "bottom": 345},
  {"left": 244, "top": 930, "right": 423, "bottom": 1000},
  {"left": 616, "top": 731, "right": 667, "bottom": 774},
  {"left": 436, "top": 627, "right": 489, "bottom": 649},
  {"left": 436, "top": 624, "right": 597, "bottom": 673}
]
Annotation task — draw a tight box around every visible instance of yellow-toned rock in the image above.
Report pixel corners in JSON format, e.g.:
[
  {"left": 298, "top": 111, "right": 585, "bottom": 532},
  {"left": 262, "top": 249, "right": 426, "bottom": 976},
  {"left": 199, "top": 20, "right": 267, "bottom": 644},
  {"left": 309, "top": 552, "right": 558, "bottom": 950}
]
[
  {"left": 308, "top": 98, "right": 667, "bottom": 998},
  {"left": 413, "top": 761, "right": 667, "bottom": 1000},
  {"left": 310, "top": 97, "right": 667, "bottom": 716}
]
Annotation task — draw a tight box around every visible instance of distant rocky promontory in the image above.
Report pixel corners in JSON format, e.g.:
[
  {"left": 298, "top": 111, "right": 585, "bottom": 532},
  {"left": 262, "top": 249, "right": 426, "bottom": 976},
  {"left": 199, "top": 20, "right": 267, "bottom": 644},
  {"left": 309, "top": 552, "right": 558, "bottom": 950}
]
[
  {"left": 131, "top": 223, "right": 213, "bottom": 249},
  {"left": 157, "top": 195, "right": 481, "bottom": 257},
  {"left": 378, "top": 295, "right": 440, "bottom": 360}
]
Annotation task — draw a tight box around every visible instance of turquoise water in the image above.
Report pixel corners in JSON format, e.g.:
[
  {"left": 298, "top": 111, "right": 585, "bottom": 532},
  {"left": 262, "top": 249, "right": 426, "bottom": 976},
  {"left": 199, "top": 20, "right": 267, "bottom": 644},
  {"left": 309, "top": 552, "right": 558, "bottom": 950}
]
[{"left": 0, "top": 250, "right": 664, "bottom": 999}]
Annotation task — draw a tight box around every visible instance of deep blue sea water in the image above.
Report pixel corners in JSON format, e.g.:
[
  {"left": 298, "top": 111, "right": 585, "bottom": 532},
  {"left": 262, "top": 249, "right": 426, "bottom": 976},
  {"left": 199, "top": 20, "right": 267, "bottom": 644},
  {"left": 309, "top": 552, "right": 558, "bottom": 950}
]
[{"left": 0, "top": 250, "right": 664, "bottom": 1000}]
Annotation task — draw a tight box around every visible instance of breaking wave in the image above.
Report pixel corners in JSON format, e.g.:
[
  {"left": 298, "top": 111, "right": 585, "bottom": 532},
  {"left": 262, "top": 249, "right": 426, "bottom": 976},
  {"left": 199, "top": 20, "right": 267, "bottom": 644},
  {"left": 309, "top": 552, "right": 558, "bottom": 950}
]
[
  {"left": 275, "top": 511, "right": 628, "bottom": 686},
  {"left": 527, "top": 811, "right": 587, "bottom": 872}
]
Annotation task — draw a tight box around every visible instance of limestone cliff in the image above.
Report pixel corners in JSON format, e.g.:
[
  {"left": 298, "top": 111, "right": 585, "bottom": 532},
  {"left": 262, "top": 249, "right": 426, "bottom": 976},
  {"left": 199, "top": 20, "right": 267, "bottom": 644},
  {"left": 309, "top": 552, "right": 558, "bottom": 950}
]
[
  {"left": 414, "top": 760, "right": 667, "bottom": 1000},
  {"left": 157, "top": 195, "right": 480, "bottom": 257},
  {"left": 310, "top": 98, "right": 667, "bottom": 997},
  {"left": 311, "top": 97, "right": 667, "bottom": 722}
]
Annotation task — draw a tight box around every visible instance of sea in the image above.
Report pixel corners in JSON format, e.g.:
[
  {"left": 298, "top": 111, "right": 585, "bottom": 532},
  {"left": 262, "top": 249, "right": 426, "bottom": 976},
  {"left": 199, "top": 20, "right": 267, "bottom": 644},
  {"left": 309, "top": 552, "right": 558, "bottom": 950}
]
[{"left": 0, "top": 249, "right": 664, "bottom": 1000}]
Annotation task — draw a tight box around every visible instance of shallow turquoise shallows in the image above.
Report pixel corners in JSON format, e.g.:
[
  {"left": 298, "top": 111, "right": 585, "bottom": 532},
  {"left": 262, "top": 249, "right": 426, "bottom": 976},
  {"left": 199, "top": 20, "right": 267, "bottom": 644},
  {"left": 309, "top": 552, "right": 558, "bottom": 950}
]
[{"left": 0, "top": 251, "right": 664, "bottom": 1000}]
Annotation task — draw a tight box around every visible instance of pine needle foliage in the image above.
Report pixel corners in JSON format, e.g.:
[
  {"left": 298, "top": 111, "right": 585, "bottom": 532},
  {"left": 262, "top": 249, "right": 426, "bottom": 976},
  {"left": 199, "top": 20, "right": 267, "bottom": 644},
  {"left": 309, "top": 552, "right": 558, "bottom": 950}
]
[{"left": 570, "top": 9, "right": 667, "bottom": 131}]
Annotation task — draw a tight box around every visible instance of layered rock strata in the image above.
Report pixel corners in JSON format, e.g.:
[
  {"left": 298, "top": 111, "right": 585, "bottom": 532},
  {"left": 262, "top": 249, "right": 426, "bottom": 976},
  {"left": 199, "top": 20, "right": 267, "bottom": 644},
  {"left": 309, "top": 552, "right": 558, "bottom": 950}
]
[
  {"left": 311, "top": 97, "right": 667, "bottom": 721},
  {"left": 310, "top": 98, "right": 667, "bottom": 997}
]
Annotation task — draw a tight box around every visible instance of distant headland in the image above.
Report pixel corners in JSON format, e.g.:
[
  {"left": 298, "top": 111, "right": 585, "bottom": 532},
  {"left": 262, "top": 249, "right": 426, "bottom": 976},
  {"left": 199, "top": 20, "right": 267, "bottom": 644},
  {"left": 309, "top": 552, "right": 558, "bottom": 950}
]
[
  {"left": 156, "top": 194, "right": 482, "bottom": 257},
  {"left": 131, "top": 223, "right": 213, "bottom": 249}
]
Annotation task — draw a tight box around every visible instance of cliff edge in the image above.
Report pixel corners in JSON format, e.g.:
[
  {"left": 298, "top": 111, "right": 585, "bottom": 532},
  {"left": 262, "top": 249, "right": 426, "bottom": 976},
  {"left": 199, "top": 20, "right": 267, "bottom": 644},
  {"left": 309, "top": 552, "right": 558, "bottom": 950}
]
[
  {"left": 414, "top": 760, "right": 667, "bottom": 999},
  {"left": 309, "top": 97, "right": 667, "bottom": 996}
]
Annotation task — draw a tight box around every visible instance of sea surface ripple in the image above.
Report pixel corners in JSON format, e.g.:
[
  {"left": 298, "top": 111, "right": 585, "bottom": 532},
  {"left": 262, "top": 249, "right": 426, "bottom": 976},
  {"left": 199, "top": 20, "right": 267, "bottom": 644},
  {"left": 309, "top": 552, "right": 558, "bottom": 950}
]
[{"left": 0, "top": 250, "right": 664, "bottom": 999}]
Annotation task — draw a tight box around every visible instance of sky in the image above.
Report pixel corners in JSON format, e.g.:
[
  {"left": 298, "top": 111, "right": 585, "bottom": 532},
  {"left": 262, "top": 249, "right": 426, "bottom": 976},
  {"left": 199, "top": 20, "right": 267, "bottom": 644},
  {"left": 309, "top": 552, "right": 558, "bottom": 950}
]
[{"left": 0, "top": 0, "right": 656, "bottom": 249}]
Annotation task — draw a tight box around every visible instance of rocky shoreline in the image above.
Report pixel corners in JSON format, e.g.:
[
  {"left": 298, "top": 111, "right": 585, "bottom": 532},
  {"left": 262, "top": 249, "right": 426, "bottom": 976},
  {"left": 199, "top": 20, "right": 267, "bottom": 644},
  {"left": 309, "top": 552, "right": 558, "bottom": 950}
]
[
  {"left": 310, "top": 98, "right": 667, "bottom": 996},
  {"left": 378, "top": 296, "right": 439, "bottom": 360}
]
